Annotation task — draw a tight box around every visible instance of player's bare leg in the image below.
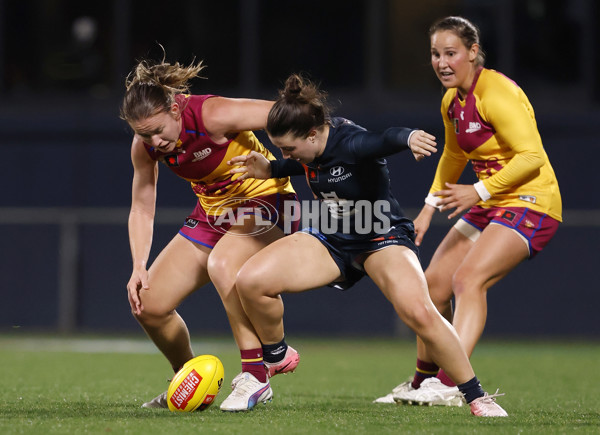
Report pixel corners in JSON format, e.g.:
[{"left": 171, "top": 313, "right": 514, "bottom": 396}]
[
  {"left": 222, "top": 232, "right": 340, "bottom": 412},
  {"left": 235, "top": 232, "right": 342, "bottom": 344},
  {"left": 364, "top": 246, "right": 475, "bottom": 386},
  {"left": 415, "top": 228, "right": 473, "bottom": 369},
  {"left": 208, "top": 215, "right": 285, "bottom": 351},
  {"left": 451, "top": 223, "right": 529, "bottom": 356},
  {"left": 135, "top": 234, "right": 211, "bottom": 372}
]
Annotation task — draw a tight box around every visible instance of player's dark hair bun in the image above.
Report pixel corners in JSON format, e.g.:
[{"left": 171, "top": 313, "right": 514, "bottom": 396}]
[
  {"left": 283, "top": 74, "right": 303, "bottom": 98},
  {"left": 267, "top": 73, "right": 331, "bottom": 139}
]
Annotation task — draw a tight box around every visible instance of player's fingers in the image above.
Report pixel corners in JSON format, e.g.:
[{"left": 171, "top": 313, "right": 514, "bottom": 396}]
[
  {"left": 448, "top": 210, "right": 460, "bottom": 219},
  {"left": 227, "top": 155, "right": 249, "bottom": 165},
  {"left": 415, "top": 229, "right": 425, "bottom": 246},
  {"left": 127, "top": 290, "right": 142, "bottom": 315},
  {"left": 229, "top": 166, "right": 248, "bottom": 175}
]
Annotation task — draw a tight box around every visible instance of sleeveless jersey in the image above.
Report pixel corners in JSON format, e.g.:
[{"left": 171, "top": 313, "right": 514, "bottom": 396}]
[
  {"left": 431, "top": 67, "right": 562, "bottom": 221},
  {"left": 142, "top": 94, "right": 295, "bottom": 216}
]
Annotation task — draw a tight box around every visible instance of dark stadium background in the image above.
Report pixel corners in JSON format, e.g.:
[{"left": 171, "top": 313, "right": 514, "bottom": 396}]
[{"left": 1, "top": 0, "right": 598, "bottom": 337}]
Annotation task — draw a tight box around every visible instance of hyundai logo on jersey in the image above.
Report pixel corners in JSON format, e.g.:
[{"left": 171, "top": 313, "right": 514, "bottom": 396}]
[{"left": 330, "top": 166, "right": 344, "bottom": 176}]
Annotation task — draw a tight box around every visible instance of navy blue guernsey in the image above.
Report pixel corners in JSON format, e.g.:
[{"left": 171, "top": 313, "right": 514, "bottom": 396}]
[{"left": 271, "top": 117, "right": 416, "bottom": 242}]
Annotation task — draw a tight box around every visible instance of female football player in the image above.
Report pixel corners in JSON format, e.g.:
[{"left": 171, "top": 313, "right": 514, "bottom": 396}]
[
  {"left": 228, "top": 73, "right": 508, "bottom": 417},
  {"left": 120, "top": 55, "right": 300, "bottom": 412},
  {"left": 375, "top": 16, "right": 561, "bottom": 407}
]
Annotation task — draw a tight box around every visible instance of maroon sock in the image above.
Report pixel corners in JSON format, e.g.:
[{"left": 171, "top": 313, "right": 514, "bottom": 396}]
[
  {"left": 436, "top": 369, "right": 457, "bottom": 387},
  {"left": 241, "top": 348, "right": 267, "bottom": 383},
  {"left": 411, "top": 359, "right": 439, "bottom": 389}
]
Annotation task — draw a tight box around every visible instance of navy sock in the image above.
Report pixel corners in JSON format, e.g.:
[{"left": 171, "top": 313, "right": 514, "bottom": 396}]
[
  {"left": 262, "top": 338, "right": 288, "bottom": 364},
  {"left": 457, "top": 376, "right": 485, "bottom": 404}
]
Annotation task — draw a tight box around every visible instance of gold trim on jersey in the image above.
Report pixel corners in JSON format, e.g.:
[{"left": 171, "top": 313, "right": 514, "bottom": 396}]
[{"left": 187, "top": 131, "right": 295, "bottom": 216}]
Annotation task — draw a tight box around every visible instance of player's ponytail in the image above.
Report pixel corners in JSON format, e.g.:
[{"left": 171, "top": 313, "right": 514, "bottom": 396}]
[
  {"left": 120, "top": 51, "right": 205, "bottom": 124},
  {"left": 267, "top": 74, "right": 330, "bottom": 139}
]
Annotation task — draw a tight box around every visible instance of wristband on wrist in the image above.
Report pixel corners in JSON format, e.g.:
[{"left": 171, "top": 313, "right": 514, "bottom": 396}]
[
  {"left": 473, "top": 181, "right": 491, "bottom": 202},
  {"left": 424, "top": 193, "right": 443, "bottom": 211}
]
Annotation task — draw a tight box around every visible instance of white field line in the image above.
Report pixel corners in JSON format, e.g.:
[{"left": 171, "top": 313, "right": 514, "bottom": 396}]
[{"left": 0, "top": 336, "right": 235, "bottom": 354}]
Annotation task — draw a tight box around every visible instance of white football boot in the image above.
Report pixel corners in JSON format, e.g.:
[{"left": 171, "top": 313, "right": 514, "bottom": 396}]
[
  {"left": 141, "top": 390, "right": 168, "bottom": 408},
  {"left": 395, "top": 378, "right": 465, "bottom": 406},
  {"left": 373, "top": 379, "right": 414, "bottom": 404},
  {"left": 220, "top": 372, "right": 273, "bottom": 412}
]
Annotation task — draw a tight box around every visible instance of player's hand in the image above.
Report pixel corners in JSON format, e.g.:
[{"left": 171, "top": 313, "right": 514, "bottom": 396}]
[
  {"left": 413, "top": 204, "right": 436, "bottom": 246},
  {"left": 409, "top": 130, "right": 437, "bottom": 161},
  {"left": 127, "top": 266, "right": 149, "bottom": 315},
  {"left": 228, "top": 151, "right": 272, "bottom": 180},
  {"left": 433, "top": 182, "right": 479, "bottom": 219}
]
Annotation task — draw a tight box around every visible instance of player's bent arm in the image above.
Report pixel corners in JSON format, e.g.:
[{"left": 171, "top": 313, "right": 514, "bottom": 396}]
[
  {"left": 202, "top": 97, "right": 274, "bottom": 142},
  {"left": 479, "top": 86, "right": 545, "bottom": 196}
]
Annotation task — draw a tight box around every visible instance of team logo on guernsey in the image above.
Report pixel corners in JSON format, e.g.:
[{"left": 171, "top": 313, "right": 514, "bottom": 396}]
[
  {"left": 307, "top": 168, "right": 319, "bottom": 183},
  {"left": 192, "top": 148, "right": 212, "bottom": 162},
  {"left": 164, "top": 154, "right": 180, "bottom": 167},
  {"left": 453, "top": 118, "right": 459, "bottom": 134}
]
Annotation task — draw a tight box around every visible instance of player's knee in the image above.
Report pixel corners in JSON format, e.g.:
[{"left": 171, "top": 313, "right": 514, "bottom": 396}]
[
  {"left": 132, "top": 300, "right": 174, "bottom": 326},
  {"left": 452, "top": 267, "right": 483, "bottom": 297},
  {"left": 207, "top": 254, "right": 236, "bottom": 291},
  {"left": 425, "top": 269, "right": 453, "bottom": 307},
  {"left": 397, "top": 302, "right": 437, "bottom": 333},
  {"left": 236, "top": 263, "right": 275, "bottom": 301}
]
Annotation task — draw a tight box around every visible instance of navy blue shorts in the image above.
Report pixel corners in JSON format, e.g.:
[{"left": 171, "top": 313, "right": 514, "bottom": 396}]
[{"left": 300, "top": 222, "right": 419, "bottom": 290}]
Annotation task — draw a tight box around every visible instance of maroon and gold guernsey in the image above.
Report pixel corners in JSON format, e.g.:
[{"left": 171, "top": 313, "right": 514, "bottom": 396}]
[
  {"left": 143, "top": 94, "right": 295, "bottom": 216},
  {"left": 431, "top": 68, "right": 562, "bottom": 222}
]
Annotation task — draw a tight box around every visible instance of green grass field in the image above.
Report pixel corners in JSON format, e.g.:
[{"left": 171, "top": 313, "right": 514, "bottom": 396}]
[{"left": 0, "top": 334, "right": 598, "bottom": 434}]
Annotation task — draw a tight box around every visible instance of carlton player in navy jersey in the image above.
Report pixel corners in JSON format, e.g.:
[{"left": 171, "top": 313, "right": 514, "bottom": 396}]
[
  {"left": 270, "top": 117, "right": 415, "bottom": 246},
  {"left": 228, "top": 74, "right": 508, "bottom": 417}
]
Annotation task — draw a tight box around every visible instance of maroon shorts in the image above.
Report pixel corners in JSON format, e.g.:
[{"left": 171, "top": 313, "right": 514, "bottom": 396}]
[
  {"left": 460, "top": 206, "right": 560, "bottom": 258},
  {"left": 179, "top": 193, "right": 299, "bottom": 249}
]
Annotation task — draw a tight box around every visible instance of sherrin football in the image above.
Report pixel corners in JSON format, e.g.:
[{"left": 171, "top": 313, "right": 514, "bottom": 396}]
[{"left": 167, "top": 355, "right": 225, "bottom": 412}]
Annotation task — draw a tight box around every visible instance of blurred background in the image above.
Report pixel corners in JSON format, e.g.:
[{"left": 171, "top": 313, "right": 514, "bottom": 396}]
[{"left": 1, "top": 0, "right": 598, "bottom": 338}]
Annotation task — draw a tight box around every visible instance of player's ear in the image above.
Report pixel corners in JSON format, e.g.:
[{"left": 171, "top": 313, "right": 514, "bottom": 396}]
[
  {"left": 469, "top": 44, "right": 480, "bottom": 62},
  {"left": 170, "top": 102, "right": 181, "bottom": 120}
]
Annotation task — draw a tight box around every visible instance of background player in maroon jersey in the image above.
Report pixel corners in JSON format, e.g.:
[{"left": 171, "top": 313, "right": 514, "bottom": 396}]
[
  {"left": 376, "top": 16, "right": 561, "bottom": 407},
  {"left": 120, "top": 56, "right": 300, "bottom": 411}
]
